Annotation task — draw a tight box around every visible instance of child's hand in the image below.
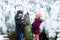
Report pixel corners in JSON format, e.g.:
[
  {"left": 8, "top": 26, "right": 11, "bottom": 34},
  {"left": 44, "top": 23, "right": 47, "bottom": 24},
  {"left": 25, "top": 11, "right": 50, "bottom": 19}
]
[
  {"left": 24, "top": 13, "right": 27, "bottom": 16},
  {"left": 23, "top": 21, "right": 28, "bottom": 26}
]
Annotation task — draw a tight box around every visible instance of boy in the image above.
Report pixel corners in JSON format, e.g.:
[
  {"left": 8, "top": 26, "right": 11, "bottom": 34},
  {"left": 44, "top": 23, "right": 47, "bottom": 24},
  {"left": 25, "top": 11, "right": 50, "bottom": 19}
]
[{"left": 15, "top": 10, "right": 27, "bottom": 40}]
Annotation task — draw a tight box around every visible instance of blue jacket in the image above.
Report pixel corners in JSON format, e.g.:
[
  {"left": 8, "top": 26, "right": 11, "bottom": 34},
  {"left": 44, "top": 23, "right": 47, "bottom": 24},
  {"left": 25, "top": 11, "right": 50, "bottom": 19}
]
[{"left": 15, "top": 15, "right": 24, "bottom": 34}]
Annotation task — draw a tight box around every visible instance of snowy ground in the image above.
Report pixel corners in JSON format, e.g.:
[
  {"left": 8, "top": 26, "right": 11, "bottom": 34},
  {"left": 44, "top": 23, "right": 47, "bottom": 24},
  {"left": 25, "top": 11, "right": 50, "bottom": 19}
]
[
  {"left": 0, "top": 35, "right": 9, "bottom": 40},
  {"left": 0, "top": 0, "right": 60, "bottom": 39}
]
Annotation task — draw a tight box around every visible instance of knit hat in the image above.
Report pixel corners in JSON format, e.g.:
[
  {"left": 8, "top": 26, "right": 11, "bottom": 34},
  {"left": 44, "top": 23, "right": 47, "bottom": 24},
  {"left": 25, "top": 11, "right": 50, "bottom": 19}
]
[{"left": 17, "top": 10, "right": 23, "bottom": 15}]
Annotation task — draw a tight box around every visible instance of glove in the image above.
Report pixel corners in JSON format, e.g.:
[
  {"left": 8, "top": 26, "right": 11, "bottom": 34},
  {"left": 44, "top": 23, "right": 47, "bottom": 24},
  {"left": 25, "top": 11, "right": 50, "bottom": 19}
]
[{"left": 23, "top": 21, "right": 27, "bottom": 26}]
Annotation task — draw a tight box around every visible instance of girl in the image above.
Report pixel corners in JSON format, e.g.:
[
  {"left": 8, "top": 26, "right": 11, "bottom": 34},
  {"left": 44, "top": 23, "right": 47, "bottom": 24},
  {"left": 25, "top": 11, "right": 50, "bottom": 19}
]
[{"left": 31, "top": 12, "right": 42, "bottom": 40}]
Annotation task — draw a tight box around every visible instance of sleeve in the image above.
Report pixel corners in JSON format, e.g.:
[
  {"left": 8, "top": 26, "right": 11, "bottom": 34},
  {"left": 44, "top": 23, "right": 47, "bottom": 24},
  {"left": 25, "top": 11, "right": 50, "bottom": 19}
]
[
  {"left": 15, "top": 17, "right": 24, "bottom": 26},
  {"left": 32, "top": 21, "right": 37, "bottom": 29},
  {"left": 40, "top": 20, "right": 43, "bottom": 24}
]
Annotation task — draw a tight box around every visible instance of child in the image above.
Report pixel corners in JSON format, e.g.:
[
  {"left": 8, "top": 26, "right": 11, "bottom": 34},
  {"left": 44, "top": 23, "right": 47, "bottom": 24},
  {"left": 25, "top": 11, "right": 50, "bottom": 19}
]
[
  {"left": 31, "top": 12, "right": 42, "bottom": 40},
  {"left": 15, "top": 10, "right": 27, "bottom": 40}
]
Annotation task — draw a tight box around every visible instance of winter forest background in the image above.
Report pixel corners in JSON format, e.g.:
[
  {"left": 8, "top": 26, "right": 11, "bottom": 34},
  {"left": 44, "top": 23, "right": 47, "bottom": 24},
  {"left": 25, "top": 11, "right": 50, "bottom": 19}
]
[{"left": 0, "top": 0, "right": 60, "bottom": 40}]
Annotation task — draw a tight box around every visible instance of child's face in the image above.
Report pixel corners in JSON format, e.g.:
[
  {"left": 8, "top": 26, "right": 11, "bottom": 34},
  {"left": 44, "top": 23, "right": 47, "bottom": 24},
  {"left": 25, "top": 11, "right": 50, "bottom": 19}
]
[
  {"left": 35, "top": 15, "right": 39, "bottom": 19},
  {"left": 35, "top": 13, "right": 41, "bottom": 19},
  {"left": 35, "top": 14, "right": 40, "bottom": 19},
  {"left": 18, "top": 13, "right": 23, "bottom": 18}
]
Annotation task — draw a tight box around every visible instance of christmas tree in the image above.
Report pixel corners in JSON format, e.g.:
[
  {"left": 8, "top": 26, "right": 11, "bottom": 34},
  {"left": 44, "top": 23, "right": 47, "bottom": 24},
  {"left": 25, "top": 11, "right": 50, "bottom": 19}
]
[{"left": 23, "top": 12, "right": 32, "bottom": 40}]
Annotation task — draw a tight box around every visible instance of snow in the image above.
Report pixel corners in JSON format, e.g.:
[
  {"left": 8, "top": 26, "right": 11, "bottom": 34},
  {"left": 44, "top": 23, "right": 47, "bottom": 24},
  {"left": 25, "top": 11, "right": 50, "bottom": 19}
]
[
  {"left": 57, "top": 38, "right": 60, "bottom": 40},
  {"left": 57, "top": 33, "right": 60, "bottom": 38},
  {"left": 0, "top": 0, "right": 60, "bottom": 39},
  {"left": 0, "top": 35, "right": 3, "bottom": 40},
  {"left": 0, "top": 35, "right": 9, "bottom": 40}
]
